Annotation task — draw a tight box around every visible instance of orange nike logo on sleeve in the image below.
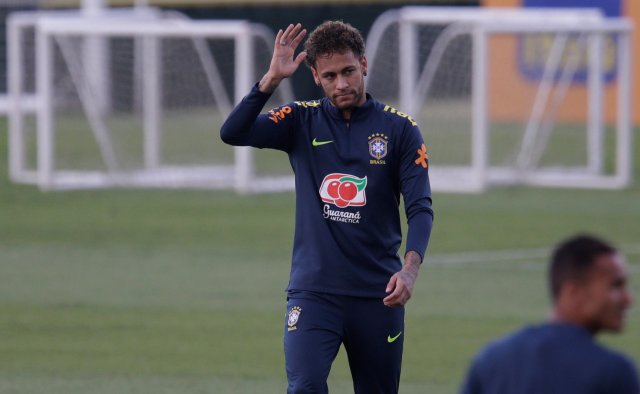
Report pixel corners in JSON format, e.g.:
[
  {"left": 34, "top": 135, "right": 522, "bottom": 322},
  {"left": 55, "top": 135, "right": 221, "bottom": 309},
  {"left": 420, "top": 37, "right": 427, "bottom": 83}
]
[{"left": 415, "top": 144, "right": 428, "bottom": 168}]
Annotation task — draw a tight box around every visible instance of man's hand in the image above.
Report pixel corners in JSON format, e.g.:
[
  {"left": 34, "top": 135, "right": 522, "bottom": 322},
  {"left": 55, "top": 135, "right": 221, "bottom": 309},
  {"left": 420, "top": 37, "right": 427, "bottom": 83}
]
[
  {"left": 383, "top": 251, "right": 422, "bottom": 307},
  {"left": 258, "top": 23, "right": 307, "bottom": 93}
]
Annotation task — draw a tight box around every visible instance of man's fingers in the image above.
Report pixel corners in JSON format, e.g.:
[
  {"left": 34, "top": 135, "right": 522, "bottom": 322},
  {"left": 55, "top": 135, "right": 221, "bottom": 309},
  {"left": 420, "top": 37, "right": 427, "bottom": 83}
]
[
  {"left": 291, "top": 27, "right": 307, "bottom": 48},
  {"left": 287, "top": 23, "right": 303, "bottom": 44},
  {"left": 383, "top": 279, "right": 412, "bottom": 307},
  {"left": 294, "top": 51, "right": 307, "bottom": 66},
  {"left": 383, "top": 283, "right": 403, "bottom": 304},
  {"left": 383, "top": 292, "right": 398, "bottom": 305},
  {"left": 283, "top": 23, "right": 294, "bottom": 37},
  {"left": 280, "top": 23, "right": 300, "bottom": 47},
  {"left": 386, "top": 274, "right": 398, "bottom": 293},
  {"left": 275, "top": 25, "right": 291, "bottom": 48},
  {"left": 383, "top": 291, "right": 403, "bottom": 307},
  {"left": 385, "top": 293, "right": 409, "bottom": 307},
  {"left": 384, "top": 280, "right": 406, "bottom": 305}
]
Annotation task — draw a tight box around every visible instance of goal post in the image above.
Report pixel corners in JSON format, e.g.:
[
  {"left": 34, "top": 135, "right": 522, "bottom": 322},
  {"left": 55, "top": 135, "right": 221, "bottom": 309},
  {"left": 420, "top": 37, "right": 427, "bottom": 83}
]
[
  {"left": 366, "top": 6, "right": 633, "bottom": 192},
  {"left": 7, "top": 8, "right": 295, "bottom": 192}
]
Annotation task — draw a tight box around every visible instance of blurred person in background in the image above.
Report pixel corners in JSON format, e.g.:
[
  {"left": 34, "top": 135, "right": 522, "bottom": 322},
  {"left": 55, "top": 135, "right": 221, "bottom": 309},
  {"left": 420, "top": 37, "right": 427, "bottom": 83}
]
[{"left": 460, "top": 234, "right": 639, "bottom": 394}]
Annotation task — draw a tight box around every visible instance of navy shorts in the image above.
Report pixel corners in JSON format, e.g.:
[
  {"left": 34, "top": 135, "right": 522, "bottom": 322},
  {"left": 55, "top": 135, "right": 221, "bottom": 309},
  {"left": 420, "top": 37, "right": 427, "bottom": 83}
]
[{"left": 284, "top": 291, "right": 405, "bottom": 394}]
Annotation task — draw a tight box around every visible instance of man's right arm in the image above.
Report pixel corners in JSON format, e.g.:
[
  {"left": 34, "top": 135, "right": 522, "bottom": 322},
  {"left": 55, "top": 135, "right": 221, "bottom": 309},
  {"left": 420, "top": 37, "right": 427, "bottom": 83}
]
[
  {"left": 220, "top": 23, "right": 307, "bottom": 150},
  {"left": 219, "top": 85, "right": 293, "bottom": 151}
]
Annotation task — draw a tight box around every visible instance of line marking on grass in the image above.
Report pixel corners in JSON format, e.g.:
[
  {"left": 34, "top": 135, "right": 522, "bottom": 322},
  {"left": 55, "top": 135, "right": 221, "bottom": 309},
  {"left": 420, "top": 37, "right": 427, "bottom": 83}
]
[
  {"left": 427, "top": 247, "right": 549, "bottom": 266},
  {"left": 426, "top": 244, "right": 640, "bottom": 272}
]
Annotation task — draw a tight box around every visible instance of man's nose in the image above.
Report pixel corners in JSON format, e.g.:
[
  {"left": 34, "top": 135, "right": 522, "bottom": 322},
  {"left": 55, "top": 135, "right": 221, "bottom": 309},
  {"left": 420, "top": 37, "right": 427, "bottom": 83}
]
[{"left": 336, "top": 75, "right": 349, "bottom": 89}]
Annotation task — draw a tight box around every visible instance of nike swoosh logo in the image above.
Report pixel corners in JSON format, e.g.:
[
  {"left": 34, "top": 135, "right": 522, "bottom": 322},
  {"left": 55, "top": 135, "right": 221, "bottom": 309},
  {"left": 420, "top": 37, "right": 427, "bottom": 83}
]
[
  {"left": 312, "top": 138, "right": 333, "bottom": 147},
  {"left": 387, "top": 332, "right": 402, "bottom": 343}
]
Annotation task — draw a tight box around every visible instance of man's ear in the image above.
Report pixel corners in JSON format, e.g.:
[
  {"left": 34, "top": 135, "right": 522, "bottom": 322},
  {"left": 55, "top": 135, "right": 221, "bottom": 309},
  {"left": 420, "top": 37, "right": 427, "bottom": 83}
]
[
  {"left": 311, "top": 67, "right": 320, "bottom": 86},
  {"left": 562, "top": 278, "right": 591, "bottom": 306},
  {"left": 361, "top": 55, "right": 368, "bottom": 76},
  {"left": 554, "top": 281, "right": 580, "bottom": 313},
  {"left": 563, "top": 281, "right": 580, "bottom": 299}
]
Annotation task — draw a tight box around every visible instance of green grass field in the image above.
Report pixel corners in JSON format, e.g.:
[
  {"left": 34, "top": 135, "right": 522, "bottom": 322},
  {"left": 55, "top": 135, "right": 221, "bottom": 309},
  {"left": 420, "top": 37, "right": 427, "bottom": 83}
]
[{"left": 1, "top": 120, "right": 639, "bottom": 394}]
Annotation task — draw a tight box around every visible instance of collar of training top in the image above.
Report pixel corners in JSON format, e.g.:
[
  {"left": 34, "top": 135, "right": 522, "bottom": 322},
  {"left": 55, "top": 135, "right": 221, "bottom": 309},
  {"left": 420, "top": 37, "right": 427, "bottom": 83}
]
[{"left": 322, "top": 93, "right": 375, "bottom": 121}]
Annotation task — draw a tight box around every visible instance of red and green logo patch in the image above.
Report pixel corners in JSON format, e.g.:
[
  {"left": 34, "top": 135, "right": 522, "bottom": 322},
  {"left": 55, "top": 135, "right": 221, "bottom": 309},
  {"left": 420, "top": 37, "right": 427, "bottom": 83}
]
[{"left": 319, "top": 173, "right": 367, "bottom": 208}]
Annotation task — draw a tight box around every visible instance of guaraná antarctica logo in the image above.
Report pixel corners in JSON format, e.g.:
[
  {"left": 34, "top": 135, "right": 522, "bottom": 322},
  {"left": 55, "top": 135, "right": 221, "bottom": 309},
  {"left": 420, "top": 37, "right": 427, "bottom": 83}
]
[
  {"left": 319, "top": 173, "right": 367, "bottom": 224},
  {"left": 319, "top": 173, "right": 367, "bottom": 208}
]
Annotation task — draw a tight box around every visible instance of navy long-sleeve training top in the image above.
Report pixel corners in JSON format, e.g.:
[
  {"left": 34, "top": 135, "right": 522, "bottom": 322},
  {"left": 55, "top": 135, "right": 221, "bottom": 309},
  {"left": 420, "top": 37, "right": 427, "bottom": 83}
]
[
  {"left": 220, "top": 84, "right": 433, "bottom": 298},
  {"left": 460, "top": 323, "right": 640, "bottom": 394}
]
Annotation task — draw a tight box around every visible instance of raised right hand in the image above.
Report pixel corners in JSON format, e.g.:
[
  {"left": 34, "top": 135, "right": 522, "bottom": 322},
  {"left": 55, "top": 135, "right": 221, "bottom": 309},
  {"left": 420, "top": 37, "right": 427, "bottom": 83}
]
[{"left": 259, "top": 23, "right": 307, "bottom": 93}]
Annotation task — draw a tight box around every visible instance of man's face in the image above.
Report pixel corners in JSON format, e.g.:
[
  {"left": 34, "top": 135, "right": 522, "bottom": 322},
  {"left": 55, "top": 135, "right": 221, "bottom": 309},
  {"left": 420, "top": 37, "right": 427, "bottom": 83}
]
[
  {"left": 577, "top": 253, "right": 633, "bottom": 333},
  {"left": 311, "top": 50, "right": 367, "bottom": 111}
]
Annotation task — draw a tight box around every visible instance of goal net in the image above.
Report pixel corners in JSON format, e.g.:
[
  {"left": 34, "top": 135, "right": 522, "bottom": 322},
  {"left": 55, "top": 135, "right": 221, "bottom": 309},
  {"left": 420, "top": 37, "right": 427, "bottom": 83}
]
[
  {"left": 366, "top": 7, "right": 633, "bottom": 192},
  {"left": 8, "top": 8, "right": 295, "bottom": 192}
]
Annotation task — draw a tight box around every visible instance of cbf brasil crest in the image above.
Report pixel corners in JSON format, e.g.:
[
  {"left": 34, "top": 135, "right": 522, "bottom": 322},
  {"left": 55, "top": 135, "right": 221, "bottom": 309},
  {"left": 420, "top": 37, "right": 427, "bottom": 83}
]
[
  {"left": 287, "top": 306, "right": 302, "bottom": 332},
  {"left": 368, "top": 133, "right": 389, "bottom": 160}
]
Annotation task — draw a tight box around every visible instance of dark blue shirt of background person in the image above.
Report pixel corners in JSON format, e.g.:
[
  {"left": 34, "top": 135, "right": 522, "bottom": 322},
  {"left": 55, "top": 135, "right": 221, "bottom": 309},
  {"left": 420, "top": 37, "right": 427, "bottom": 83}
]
[{"left": 461, "top": 234, "right": 639, "bottom": 394}]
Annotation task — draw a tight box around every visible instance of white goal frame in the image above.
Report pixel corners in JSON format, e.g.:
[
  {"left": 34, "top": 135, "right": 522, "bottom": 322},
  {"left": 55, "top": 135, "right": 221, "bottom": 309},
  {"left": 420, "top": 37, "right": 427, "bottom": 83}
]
[
  {"left": 7, "top": 9, "right": 296, "bottom": 192},
  {"left": 366, "top": 7, "right": 633, "bottom": 192}
]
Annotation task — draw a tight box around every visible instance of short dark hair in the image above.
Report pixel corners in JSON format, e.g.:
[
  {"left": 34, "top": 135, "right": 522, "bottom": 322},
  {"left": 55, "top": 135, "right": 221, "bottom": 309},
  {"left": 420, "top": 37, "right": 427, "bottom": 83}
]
[
  {"left": 304, "top": 20, "right": 365, "bottom": 68},
  {"left": 548, "top": 234, "right": 617, "bottom": 300}
]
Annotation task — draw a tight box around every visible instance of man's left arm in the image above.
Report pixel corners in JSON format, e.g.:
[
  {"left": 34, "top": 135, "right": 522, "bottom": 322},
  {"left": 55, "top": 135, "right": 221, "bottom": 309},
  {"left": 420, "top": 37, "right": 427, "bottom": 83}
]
[{"left": 383, "top": 122, "right": 433, "bottom": 307}]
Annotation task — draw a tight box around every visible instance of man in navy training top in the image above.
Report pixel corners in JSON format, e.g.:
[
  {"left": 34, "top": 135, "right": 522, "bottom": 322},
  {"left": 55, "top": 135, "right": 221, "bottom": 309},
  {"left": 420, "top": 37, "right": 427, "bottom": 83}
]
[
  {"left": 460, "top": 234, "right": 639, "bottom": 394},
  {"left": 220, "top": 21, "right": 433, "bottom": 393}
]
